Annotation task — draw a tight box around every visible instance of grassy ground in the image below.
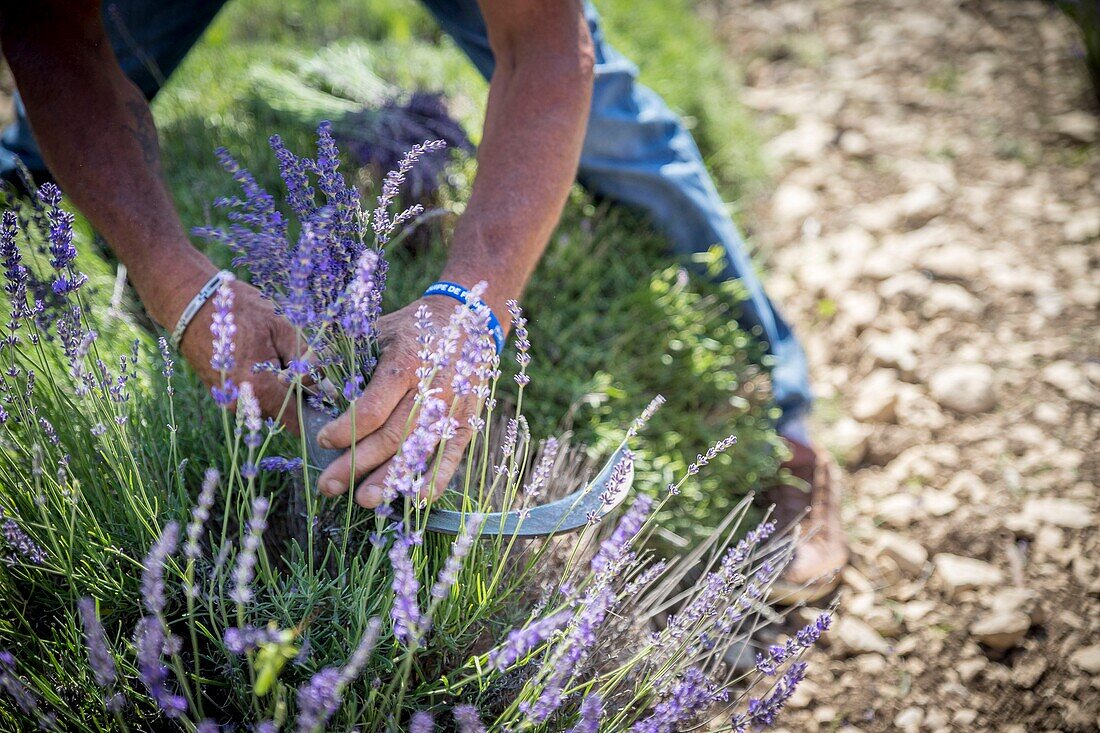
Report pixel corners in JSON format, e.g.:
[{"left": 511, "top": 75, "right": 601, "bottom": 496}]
[{"left": 145, "top": 0, "right": 780, "bottom": 541}]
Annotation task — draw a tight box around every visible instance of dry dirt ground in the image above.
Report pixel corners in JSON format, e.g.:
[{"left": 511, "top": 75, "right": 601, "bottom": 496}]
[{"left": 706, "top": 0, "right": 1100, "bottom": 730}]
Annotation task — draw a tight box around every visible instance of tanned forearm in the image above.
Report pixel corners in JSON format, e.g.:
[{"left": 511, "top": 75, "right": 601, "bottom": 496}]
[
  {"left": 0, "top": 0, "right": 216, "bottom": 329},
  {"left": 433, "top": 0, "right": 594, "bottom": 323}
]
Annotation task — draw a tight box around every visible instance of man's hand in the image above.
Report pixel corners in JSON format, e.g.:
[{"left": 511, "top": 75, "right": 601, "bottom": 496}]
[
  {"left": 176, "top": 276, "right": 304, "bottom": 433},
  {"left": 315, "top": 296, "right": 483, "bottom": 508}
]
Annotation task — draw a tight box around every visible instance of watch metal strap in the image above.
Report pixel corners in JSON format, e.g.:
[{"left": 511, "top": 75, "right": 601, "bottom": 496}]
[{"left": 170, "top": 270, "right": 234, "bottom": 350}]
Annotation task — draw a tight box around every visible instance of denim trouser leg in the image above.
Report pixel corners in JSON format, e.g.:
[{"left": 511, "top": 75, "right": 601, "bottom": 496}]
[
  {"left": 0, "top": 0, "right": 227, "bottom": 177},
  {"left": 420, "top": 0, "right": 813, "bottom": 428}
]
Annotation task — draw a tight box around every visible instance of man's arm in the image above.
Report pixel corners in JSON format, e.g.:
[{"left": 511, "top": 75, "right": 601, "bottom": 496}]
[
  {"left": 317, "top": 0, "right": 595, "bottom": 506},
  {"left": 0, "top": 0, "right": 303, "bottom": 428}
]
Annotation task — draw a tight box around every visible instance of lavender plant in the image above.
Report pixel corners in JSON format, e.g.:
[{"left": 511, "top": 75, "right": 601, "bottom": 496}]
[{"left": 0, "top": 127, "right": 828, "bottom": 731}]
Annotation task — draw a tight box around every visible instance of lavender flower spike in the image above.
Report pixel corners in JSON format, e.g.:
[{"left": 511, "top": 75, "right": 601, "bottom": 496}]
[
  {"left": 430, "top": 513, "right": 485, "bottom": 601},
  {"left": 0, "top": 650, "right": 42, "bottom": 716},
  {"left": 134, "top": 617, "right": 187, "bottom": 718},
  {"left": 389, "top": 531, "right": 423, "bottom": 646},
  {"left": 293, "top": 621, "right": 379, "bottom": 733},
  {"left": 453, "top": 704, "right": 486, "bottom": 733},
  {"left": 210, "top": 275, "right": 236, "bottom": 373},
  {"left": 231, "top": 496, "right": 270, "bottom": 605},
  {"left": 590, "top": 493, "right": 652, "bottom": 575},
  {"left": 410, "top": 711, "right": 434, "bottom": 733},
  {"left": 1, "top": 510, "right": 47, "bottom": 565},
  {"left": 141, "top": 521, "right": 179, "bottom": 616},
  {"left": 295, "top": 668, "right": 342, "bottom": 733},
  {"left": 185, "top": 468, "right": 219, "bottom": 562},
  {"left": 78, "top": 598, "right": 117, "bottom": 689},
  {"left": 630, "top": 667, "right": 725, "bottom": 733},
  {"left": 568, "top": 694, "right": 603, "bottom": 733},
  {"left": 487, "top": 610, "right": 572, "bottom": 671}
]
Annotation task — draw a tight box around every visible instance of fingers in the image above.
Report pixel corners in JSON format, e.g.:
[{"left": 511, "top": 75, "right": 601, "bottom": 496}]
[
  {"left": 353, "top": 426, "right": 473, "bottom": 509},
  {"left": 316, "top": 355, "right": 413, "bottom": 450},
  {"left": 317, "top": 391, "right": 416, "bottom": 498}
]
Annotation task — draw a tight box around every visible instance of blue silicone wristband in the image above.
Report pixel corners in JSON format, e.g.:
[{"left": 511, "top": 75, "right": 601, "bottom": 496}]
[{"left": 423, "top": 281, "right": 506, "bottom": 354}]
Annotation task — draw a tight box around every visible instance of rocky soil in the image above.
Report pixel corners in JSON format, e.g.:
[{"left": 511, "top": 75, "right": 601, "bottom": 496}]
[{"left": 708, "top": 0, "right": 1100, "bottom": 730}]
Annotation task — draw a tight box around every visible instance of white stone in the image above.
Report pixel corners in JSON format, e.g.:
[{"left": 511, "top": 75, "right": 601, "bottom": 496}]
[
  {"left": 766, "top": 119, "right": 836, "bottom": 163},
  {"left": 894, "top": 707, "right": 924, "bottom": 733},
  {"left": 835, "top": 616, "right": 891, "bottom": 656},
  {"left": 773, "top": 184, "right": 819, "bottom": 223},
  {"left": 852, "top": 369, "right": 901, "bottom": 423},
  {"left": 1053, "top": 110, "right": 1099, "bottom": 143},
  {"left": 1064, "top": 209, "right": 1100, "bottom": 242},
  {"left": 874, "top": 531, "right": 928, "bottom": 575},
  {"left": 928, "top": 363, "right": 996, "bottom": 414},
  {"left": 1042, "top": 361, "right": 1100, "bottom": 405},
  {"left": 933, "top": 554, "right": 1004, "bottom": 597},
  {"left": 1021, "top": 498, "right": 1095, "bottom": 529},
  {"left": 969, "top": 610, "right": 1030, "bottom": 651},
  {"left": 922, "top": 489, "right": 959, "bottom": 517},
  {"left": 899, "top": 183, "right": 946, "bottom": 226},
  {"left": 877, "top": 493, "right": 924, "bottom": 528},
  {"left": 1069, "top": 645, "right": 1100, "bottom": 674},
  {"left": 830, "top": 418, "right": 873, "bottom": 465},
  {"left": 921, "top": 283, "right": 983, "bottom": 317}
]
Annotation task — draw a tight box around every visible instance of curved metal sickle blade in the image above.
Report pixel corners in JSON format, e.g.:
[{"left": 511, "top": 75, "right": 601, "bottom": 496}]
[
  {"left": 303, "top": 405, "right": 634, "bottom": 539},
  {"left": 426, "top": 439, "right": 633, "bottom": 537}
]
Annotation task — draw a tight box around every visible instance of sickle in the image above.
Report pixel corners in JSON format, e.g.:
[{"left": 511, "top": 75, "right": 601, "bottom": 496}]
[{"left": 302, "top": 405, "right": 634, "bottom": 537}]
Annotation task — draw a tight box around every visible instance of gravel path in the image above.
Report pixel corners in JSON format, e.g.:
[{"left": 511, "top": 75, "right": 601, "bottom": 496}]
[{"left": 709, "top": 0, "right": 1099, "bottom": 730}]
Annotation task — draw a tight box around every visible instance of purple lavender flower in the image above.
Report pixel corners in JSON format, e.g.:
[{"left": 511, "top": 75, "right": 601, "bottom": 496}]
[
  {"left": 452, "top": 704, "right": 486, "bottom": 733},
  {"left": 184, "top": 469, "right": 219, "bottom": 563},
  {"left": 197, "top": 720, "right": 220, "bottom": 733},
  {"left": 596, "top": 449, "right": 633, "bottom": 509},
  {"left": 687, "top": 435, "right": 737, "bottom": 476},
  {"left": 389, "top": 531, "right": 423, "bottom": 646},
  {"left": 410, "top": 711, "right": 434, "bottom": 733},
  {"left": 590, "top": 494, "right": 652, "bottom": 576},
  {"left": 237, "top": 382, "right": 263, "bottom": 449},
  {"left": 258, "top": 456, "right": 304, "bottom": 473},
  {"left": 522, "top": 585, "right": 615, "bottom": 723},
  {"left": 0, "top": 650, "right": 41, "bottom": 716},
  {"left": 269, "top": 134, "right": 316, "bottom": 218},
  {"left": 231, "top": 497, "right": 270, "bottom": 605},
  {"left": 755, "top": 611, "right": 832, "bottom": 677},
  {"left": 569, "top": 694, "right": 603, "bottom": 733},
  {"left": 141, "top": 521, "right": 179, "bottom": 616},
  {"left": 338, "top": 91, "right": 470, "bottom": 200},
  {"left": 134, "top": 617, "right": 187, "bottom": 718},
  {"left": 1, "top": 211, "right": 30, "bottom": 325},
  {"left": 670, "top": 520, "right": 776, "bottom": 641},
  {"left": 210, "top": 276, "right": 236, "bottom": 373},
  {"left": 372, "top": 140, "right": 448, "bottom": 244},
  {"left": 293, "top": 620, "right": 379, "bottom": 733},
  {"left": 506, "top": 300, "right": 531, "bottom": 369},
  {"left": 487, "top": 610, "right": 572, "bottom": 671},
  {"left": 630, "top": 668, "right": 725, "bottom": 733},
  {"left": 430, "top": 514, "right": 485, "bottom": 602},
  {"left": 627, "top": 395, "right": 666, "bottom": 439},
  {"left": 493, "top": 418, "right": 519, "bottom": 477},
  {"left": 737, "top": 662, "right": 807, "bottom": 729},
  {"left": 296, "top": 668, "right": 341, "bottom": 732},
  {"left": 77, "top": 598, "right": 116, "bottom": 689},
  {"left": 523, "top": 438, "right": 559, "bottom": 499},
  {"left": 339, "top": 249, "right": 383, "bottom": 342},
  {"left": 39, "top": 184, "right": 88, "bottom": 295},
  {"left": 1, "top": 510, "right": 46, "bottom": 565},
  {"left": 223, "top": 625, "right": 286, "bottom": 655}
]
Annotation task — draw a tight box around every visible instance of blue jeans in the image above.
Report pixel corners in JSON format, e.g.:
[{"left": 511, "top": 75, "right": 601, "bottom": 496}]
[{"left": 1, "top": 0, "right": 812, "bottom": 430}]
